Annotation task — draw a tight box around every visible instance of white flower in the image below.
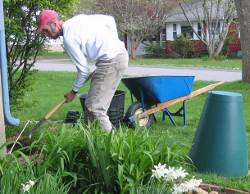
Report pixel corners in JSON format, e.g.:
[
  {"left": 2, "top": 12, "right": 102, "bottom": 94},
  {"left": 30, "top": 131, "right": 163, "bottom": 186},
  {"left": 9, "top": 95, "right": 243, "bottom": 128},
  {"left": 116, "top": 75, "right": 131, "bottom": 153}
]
[
  {"left": 172, "top": 177, "right": 202, "bottom": 194},
  {"left": 152, "top": 164, "right": 188, "bottom": 181},
  {"left": 28, "top": 180, "right": 35, "bottom": 186},
  {"left": 164, "top": 166, "right": 188, "bottom": 181},
  {"left": 21, "top": 180, "right": 35, "bottom": 193},
  {"left": 152, "top": 163, "right": 168, "bottom": 179}
]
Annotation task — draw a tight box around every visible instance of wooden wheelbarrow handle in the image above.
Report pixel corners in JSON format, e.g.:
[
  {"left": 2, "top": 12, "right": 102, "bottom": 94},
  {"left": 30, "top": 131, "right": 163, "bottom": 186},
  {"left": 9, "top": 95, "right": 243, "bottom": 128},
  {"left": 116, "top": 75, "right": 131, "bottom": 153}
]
[
  {"left": 138, "top": 81, "right": 225, "bottom": 119},
  {"left": 188, "top": 81, "right": 224, "bottom": 98}
]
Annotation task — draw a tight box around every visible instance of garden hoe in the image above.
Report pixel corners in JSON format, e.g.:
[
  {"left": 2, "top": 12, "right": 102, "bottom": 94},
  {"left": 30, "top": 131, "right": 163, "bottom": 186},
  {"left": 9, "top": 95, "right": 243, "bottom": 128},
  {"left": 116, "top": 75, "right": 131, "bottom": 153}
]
[
  {"left": 28, "top": 71, "right": 95, "bottom": 139},
  {"left": 28, "top": 98, "right": 67, "bottom": 139}
]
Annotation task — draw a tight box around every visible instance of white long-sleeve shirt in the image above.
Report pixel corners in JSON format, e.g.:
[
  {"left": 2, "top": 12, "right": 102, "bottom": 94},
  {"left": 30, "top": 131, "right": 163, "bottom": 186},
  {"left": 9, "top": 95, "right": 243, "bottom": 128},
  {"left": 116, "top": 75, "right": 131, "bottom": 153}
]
[{"left": 62, "top": 14, "right": 126, "bottom": 92}]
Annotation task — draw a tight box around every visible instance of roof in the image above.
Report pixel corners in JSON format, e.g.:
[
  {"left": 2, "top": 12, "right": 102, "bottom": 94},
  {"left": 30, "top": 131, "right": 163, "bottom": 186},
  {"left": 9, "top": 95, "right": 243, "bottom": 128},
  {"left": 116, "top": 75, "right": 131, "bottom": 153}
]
[{"left": 166, "top": 0, "right": 237, "bottom": 23}]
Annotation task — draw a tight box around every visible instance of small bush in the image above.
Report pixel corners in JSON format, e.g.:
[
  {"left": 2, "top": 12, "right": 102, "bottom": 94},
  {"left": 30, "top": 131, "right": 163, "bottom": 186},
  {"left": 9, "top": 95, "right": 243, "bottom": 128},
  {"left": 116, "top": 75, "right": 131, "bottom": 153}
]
[
  {"left": 144, "top": 41, "right": 166, "bottom": 57},
  {"left": 221, "top": 34, "right": 236, "bottom": 56},
  {"left": 173, "top": 35, "right": 194, "bottom": 58}
]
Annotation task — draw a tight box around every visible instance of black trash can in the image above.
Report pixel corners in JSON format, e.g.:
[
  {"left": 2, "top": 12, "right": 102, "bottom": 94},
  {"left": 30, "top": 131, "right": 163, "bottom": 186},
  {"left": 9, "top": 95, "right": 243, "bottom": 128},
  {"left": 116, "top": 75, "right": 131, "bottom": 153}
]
[
  {"left": 64, "top": 110, "right": 80, "bottom": 124},
  {"left": 79, "top": 90, "right": 125, "bottom": 128}
]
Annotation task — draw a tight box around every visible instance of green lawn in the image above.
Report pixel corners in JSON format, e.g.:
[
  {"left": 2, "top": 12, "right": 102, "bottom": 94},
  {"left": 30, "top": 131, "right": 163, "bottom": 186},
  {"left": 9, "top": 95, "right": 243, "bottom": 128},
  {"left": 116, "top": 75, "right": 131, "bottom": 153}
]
[
  {"left": 7, "top": 71, "right": 250, "bottom": 192},
  {"left": 130, "top": 57, "right": 242, "bottom": 70},
  {"left": 38, "top": 51, "right": 242, "bottom": 70}
]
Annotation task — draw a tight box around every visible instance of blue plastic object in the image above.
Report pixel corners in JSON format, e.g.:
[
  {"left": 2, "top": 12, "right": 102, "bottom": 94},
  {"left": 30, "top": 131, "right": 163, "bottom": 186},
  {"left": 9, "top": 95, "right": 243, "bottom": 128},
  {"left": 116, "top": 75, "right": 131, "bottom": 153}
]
[
  {"left": 0, "top": 1, "right": 20, "bottom": 126},
  {"left": 122, "top": 76, "right": 195, "bottom": 105}
]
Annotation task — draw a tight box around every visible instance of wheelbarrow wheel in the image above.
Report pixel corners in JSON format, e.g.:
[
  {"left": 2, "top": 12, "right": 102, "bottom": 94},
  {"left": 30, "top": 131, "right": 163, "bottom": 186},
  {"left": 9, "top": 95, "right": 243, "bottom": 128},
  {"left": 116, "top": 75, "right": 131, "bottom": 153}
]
[{"left": 124, "top": 102, "right": 154, "bottom": 128}]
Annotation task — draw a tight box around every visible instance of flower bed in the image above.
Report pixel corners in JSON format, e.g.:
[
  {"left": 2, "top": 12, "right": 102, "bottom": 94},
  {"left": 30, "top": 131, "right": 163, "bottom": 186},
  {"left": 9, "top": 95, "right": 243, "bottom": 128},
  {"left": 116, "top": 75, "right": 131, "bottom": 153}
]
[{"left": 200, "top": 183, "right": 249, "bottom": 194}]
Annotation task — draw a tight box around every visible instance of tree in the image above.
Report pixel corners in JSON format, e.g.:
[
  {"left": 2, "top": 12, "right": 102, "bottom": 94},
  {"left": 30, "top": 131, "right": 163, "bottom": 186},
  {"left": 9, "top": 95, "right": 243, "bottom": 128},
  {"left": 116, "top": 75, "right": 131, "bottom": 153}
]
[
  {"left": 75, "top": 0, "right": 96, "bottom": 14},
  {"left": 96, "top": 0, "right": 177, "bottom": 59},
  {"left": 4, "top": 0, "right": 77, "bottom": 105},
  {"left": 235, "top": 0, "right": 250, "bottom": 82},
  {"left": 173, "top": 35, "right": 193, "bottom": 58},
  {"left": 179, "top": 0, "right": 236, "bottom": 58}
]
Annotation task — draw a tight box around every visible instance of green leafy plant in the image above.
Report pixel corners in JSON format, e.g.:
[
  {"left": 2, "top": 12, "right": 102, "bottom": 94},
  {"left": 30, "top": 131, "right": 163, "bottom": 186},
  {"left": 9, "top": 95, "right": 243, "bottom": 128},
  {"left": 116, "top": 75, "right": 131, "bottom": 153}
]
[
  {"left": 110, "top": 127, "right": 190, "bottom": 194},
  {"left": 144, "top": 41, "right": 166, "bottom": 58},
  {"left": 0, "top": 120, "right": 195, "bottom": 194},
  {"left": 80, "top": 124, "right": 117, "bottom": 193},
  {"left": 0, "top": 150, "right": 70, "bottom": 194},
  {"left": 173, "top": 35, "right": 194, "bottom": 58},
  {"left": 134, "top": 179, "right": 172, "bottom": 194}
]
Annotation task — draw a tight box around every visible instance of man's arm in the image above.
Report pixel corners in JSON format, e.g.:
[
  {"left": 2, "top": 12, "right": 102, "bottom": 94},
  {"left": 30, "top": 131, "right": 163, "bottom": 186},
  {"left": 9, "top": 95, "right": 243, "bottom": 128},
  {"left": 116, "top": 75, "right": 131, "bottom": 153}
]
[{"left": 63, "top": 36, "right": 89, "bottom": 102}]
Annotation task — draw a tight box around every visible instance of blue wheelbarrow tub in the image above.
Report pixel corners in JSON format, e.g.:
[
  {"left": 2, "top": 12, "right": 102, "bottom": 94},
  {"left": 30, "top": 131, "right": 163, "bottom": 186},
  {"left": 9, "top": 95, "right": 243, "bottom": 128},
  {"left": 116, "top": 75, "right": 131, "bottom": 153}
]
[{"left": 122, "top": 75, "right": 195, "bottom": 105}]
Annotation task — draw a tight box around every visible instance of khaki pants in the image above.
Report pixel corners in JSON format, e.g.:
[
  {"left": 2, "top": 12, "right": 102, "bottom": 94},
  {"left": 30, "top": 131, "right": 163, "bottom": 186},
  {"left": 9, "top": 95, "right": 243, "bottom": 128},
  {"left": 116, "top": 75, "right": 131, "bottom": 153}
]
[{"left": 85, "top": 52, "right": 128, "bottom": 132}]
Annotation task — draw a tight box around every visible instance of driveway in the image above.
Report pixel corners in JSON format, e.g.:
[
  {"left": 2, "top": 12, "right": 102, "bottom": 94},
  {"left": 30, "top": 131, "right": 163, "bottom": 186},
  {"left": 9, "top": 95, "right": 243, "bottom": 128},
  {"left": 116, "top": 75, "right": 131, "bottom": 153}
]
[{"left": 34, "top": 59, "right": 242, "bottom": 82}]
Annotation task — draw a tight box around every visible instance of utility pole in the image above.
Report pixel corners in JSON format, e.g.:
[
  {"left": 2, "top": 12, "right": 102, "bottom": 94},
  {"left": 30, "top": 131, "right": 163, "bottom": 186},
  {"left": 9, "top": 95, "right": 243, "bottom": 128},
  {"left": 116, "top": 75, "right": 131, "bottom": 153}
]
[
  {"left": 0, "top": 72, "right": 6, "bottom": 156},
  {"left": 0, "top": 0, "right": 6, "bottom": 156}
]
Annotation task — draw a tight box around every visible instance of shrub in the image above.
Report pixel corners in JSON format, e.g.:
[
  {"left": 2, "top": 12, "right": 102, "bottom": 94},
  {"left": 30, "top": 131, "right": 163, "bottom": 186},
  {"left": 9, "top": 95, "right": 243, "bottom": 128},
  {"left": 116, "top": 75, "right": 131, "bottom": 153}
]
[
  {"left": 173, "top": 35, "right": 193, "bottom": 58},
  {"left": 144, "top": 41, "right": 166, "bottom": 57},
  {"left": 221, "top": 32, "right": 236, "bottom": 57}
]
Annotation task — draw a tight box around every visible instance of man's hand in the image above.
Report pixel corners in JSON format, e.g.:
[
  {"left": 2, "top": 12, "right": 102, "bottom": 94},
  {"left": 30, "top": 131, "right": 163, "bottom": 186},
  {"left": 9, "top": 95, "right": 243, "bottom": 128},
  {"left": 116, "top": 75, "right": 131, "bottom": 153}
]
[{"left": 64, "top": 90, "right": 77, "bottom": 102}]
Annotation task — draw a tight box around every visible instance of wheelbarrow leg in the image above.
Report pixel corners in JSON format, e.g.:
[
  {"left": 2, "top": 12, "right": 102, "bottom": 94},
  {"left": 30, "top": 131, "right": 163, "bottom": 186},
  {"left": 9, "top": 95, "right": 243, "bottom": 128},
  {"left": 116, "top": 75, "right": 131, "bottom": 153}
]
[
  {"left": 162, "top": 100, "right": 187, "bottom": 127},
  {"left": 172, "top": 101, "right": 187, "bottom": 127},
  {"left": 162, "top": 108, "right": 176, "bottom": 126},
  {"left": 183, "top": 101, "right": 186, "bottom": 127},
  {"left": 130, "top": 91, "right": 134, "bottom": 104},
  {"left": 139, "top": 88, "right": 146, "bottom": 111}
]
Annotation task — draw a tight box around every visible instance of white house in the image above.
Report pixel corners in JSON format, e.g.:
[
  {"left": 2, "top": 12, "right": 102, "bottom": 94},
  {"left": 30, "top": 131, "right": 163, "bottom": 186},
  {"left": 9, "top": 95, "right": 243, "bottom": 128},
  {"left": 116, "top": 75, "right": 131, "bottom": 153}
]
[{"left": 126, "top": 0, "right": 240, "bottom": 56}]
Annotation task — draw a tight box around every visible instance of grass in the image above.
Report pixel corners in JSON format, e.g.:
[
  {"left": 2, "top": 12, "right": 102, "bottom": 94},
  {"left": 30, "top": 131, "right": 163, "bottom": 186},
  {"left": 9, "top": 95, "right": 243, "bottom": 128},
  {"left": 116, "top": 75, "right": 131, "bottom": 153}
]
[
  {"left": 129, "top": 57, "right": 242, "bottom": 70},
  {"left": 37, "top": 51, "right": 68, "bottom": 60},
  {"left": 6, "top": 71, "right": 250, "bottom": 192},
  {"left": 37, "top": 51, "right": 242, "bottom": 70}
]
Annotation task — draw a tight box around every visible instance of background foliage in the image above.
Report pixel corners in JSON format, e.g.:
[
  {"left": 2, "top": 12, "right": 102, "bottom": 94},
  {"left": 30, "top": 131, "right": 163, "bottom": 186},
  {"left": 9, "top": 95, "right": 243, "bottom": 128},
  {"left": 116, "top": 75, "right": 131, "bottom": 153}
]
[
  {"left": 144, "top": 41, "right": 166, "bottom": 58},
  {"left": 3, "top": 0, "right": 77, "bottom": 106},
  {"left": 173, "top": 35, "right": 194, "bottom": 58}
]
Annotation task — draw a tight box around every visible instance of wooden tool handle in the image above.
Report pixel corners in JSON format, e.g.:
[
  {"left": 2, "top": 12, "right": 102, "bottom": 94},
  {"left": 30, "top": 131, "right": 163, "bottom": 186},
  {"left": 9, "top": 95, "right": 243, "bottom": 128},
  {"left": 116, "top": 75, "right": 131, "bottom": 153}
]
[
  {"left": 45, "top": 98, "right": 67, "bottom": 120},
  {"left": 188, "top": 81, "right": 224, "bottom": 98},
  {"left": 138, "top": 81, "right": 225, "bottom": 119}
]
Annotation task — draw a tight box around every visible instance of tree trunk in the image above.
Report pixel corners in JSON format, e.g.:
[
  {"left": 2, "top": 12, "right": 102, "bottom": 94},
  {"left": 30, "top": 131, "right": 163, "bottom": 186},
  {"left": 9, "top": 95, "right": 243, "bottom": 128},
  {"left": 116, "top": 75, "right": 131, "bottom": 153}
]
[
  {"left": 130, "top": 38, "right": 137, "bottom": 59},
  {"left": 130, "top": 36, "right": 141, "bottom": 59},
  {"left": 208, "top": 46, "right": 215, "bottom": 58},
  {"left": 235, "top": 0, "right": 250, "bottom": 82},
  {"left": 214, "top": 40, "right": 225, "bottom": 57},
  {"left": 131, "top": 46, "right": 137, "bottom": 59},
  {"left": 124, "top": 33, "right": 128, "bottom": 50}
]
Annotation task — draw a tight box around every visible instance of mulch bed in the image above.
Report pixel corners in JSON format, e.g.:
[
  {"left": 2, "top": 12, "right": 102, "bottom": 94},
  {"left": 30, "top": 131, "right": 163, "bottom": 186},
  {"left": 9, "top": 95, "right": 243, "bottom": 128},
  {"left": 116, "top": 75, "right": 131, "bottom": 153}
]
[{"left": 200, "top": 183, "right": 249, "bottom": 194}]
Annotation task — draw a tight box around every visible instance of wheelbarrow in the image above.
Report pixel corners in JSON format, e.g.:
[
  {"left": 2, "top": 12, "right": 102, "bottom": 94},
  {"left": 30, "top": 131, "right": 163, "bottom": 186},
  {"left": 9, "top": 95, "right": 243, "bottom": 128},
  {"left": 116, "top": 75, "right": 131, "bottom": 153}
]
[{"left": 122, "top": 75, "right": 224, "bottom": 128}]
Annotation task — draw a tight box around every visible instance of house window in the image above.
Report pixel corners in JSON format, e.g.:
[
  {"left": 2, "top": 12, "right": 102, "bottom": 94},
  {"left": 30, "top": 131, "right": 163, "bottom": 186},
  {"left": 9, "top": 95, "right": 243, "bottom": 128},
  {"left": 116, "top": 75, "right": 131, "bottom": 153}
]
[
  {"left": 161, "top": 28, "right": 166, "bottom": 41},
  {"left": 198, "top": 23, "right": 202, "bottom": 37},
  {"left": 173, "top": 24, "right": 177, "bottom": 40},
  {"left": 212, "top": 22, "right": 221, "bottom": 33},
  {"left": 181, "top": 25, "right": 193, "bottom": 39}
]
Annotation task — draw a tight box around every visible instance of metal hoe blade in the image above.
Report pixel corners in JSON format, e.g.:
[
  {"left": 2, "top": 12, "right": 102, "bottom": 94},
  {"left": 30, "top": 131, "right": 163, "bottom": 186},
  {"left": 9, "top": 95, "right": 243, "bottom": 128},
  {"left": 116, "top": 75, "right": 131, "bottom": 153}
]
[{"left": 28, "top": 118, "right": 46, "bottom": 139}]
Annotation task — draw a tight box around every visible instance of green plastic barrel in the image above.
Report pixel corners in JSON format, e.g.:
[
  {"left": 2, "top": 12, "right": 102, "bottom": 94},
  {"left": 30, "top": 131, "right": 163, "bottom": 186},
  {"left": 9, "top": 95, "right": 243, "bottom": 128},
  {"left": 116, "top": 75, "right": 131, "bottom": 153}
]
[{"left": 189, "top": 91, "right": 248, "bottom": 177}]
